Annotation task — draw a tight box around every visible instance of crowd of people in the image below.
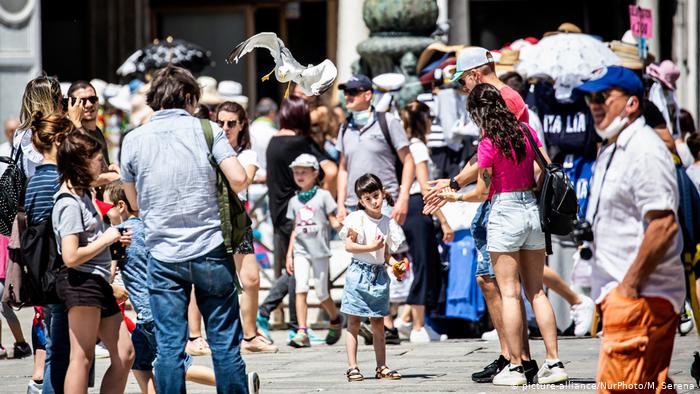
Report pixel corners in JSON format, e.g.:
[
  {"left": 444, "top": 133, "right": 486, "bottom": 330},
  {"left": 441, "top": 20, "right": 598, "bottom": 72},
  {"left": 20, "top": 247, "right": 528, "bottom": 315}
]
[{"left": 0, "top": 20, "right": 699, "bottom": 394}]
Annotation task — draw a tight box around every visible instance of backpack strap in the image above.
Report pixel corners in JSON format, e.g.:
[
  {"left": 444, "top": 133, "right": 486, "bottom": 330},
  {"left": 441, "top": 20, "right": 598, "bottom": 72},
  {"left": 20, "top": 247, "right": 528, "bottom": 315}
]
[
  {"left": 376, "top": 111, "right": 398, "bottom": 159},
  {"left": 200, "top": 119, "right": 217, "bottom": 168},
  {"left": 521, "top": 123, "right": 547, "bottom": 170}
]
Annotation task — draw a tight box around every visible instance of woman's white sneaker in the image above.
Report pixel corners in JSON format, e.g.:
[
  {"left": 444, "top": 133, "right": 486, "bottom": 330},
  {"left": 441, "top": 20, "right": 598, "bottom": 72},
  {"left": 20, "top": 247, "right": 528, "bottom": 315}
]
[
  {"left": 492, "top": 364, "right": 527, "bottom": 386},
  {"left": 536, "top": 361, "right": 568, "bottom": 384}
]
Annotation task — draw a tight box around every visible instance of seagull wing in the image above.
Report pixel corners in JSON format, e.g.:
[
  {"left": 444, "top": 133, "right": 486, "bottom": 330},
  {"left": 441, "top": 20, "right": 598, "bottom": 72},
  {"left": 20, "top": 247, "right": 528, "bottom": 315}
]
[
  {"left": 226, "top": 32, "right": 285, "bottom": 66},
  {"left": 296, "top": 59, "right": 338, "bottom": 96}
]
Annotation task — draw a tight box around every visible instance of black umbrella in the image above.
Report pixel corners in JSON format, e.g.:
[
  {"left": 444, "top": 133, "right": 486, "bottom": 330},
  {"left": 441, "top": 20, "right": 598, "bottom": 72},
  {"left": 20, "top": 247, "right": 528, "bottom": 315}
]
[{"left": 117, "top": 36, "right": 214, "bottom": 77}]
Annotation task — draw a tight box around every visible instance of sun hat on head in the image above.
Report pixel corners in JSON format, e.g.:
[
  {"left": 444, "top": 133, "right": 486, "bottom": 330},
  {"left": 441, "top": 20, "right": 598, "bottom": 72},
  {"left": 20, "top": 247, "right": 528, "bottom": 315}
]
[
  {"left": 450, "top": 47, "right": 494, "bottom": 82},
  {"left": 289, "top": 153, "right": 319, "bottom": 170}
]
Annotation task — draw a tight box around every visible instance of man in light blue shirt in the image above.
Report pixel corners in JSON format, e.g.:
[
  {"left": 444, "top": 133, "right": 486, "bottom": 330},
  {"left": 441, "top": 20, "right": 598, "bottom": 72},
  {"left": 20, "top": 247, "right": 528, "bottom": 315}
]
[{"left": 120, "top": 65, "right": 256, "bottom": 393}]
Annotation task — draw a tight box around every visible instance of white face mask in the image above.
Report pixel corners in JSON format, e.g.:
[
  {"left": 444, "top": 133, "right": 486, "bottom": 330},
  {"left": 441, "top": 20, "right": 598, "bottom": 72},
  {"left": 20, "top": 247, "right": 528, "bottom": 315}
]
[
  {"left": 351, "top": 109, "right": 371, "bottom": 126},
  {"left": 594, "top": 97, "right": 633, "bottom": 140}
]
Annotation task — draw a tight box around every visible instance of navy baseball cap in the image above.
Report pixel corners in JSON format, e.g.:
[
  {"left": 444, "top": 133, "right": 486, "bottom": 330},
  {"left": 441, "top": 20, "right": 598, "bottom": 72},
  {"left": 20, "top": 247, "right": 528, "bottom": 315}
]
[
  {"left": 338, "top": 74, "right": 372, "bottom": 91},
  {"left": 575, "top": 66, "right": 644, "bottom": 97}
]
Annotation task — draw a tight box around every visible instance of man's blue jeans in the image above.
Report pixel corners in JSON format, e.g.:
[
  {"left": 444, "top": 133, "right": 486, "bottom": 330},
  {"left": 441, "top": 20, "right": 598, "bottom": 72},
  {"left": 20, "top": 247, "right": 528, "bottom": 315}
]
[{"left": 149, "top": 243, "right": 248, "bottom": 393}]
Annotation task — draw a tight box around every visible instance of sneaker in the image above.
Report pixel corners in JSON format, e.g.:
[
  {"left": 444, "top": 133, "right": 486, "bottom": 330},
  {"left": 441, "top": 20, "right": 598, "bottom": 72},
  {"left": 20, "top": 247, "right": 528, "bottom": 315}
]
[
  {"left": 0, "top": 345, "right": 7, "bottom": 359},
  {"left": 424, "top": 325, "right": 448, "bottom": 341},
  {"left": 481, "top": 328, "right": 499, "bottom": 341},
  {"left": 247, "top": 371, "right": 260, "bottom": 394},
  {"left": 523, "top": 359, "right": 539, "bottom": 384},
  {"left": 679, "top": 301, "right": 694, "bottom": 336},
  {"left": 384, "top": 326, "right": 401, "bottom": 345},
  {"left": 409, "top": 327, "right": 431, "bottom": 343},
  {"left": 326, "top": 316, "right": 343, "bottom": 345},
  {"left": 94, "top": 342, "right": 110, "bottom": 359},
  {"left": 185, "top": 337, "right": 211, "bottom": 356},
  {"left": 242, "top": 335, "right": 279, "bottom": 353},
  {"left": 492, "top": 364, "right": 527, "bottom": 386},
  {"left": 570, "top": 295, "right": 595, "bottom": 337},
  {"left": 471, "top": 355, "right": 509, "bottom": 383},
  {"left": 12, "top": 342, "right": 32, "bottom": 359},
  {"left": 26, "top": 380, "right": 42, "bottom": 394},
  {"left": 536, "top": 361, "right": 568, "bottom": 384},
  {"left": 393, "top": 317, "right": 412, "bottom": 339},
  {"left": 289, "top": 331, "right": 311, "bottom": 348},
  {"left": 358, "top": 323, "right": 373, "bottom": 345},
  {"left": 256, "top": 312, "right": 273, "bottom": 343},
  {"left": 307, "top": 328, "right": 326, "bottom": 345}
]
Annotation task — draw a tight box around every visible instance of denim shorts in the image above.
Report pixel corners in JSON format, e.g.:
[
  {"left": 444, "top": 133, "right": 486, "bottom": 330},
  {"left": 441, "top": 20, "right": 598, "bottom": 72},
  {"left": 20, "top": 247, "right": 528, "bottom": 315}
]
[
  {"left": 132, "top": 321, "right": 193, "bottom": 371},
  {"left": 487, "top": 191, "right": 545, "bottom": 253},
  {"left": 340, "top": 258, "right": 390, "bottom": 318},
  {"left": 470, "top": 201, "right": 494, "bottom": 278}
]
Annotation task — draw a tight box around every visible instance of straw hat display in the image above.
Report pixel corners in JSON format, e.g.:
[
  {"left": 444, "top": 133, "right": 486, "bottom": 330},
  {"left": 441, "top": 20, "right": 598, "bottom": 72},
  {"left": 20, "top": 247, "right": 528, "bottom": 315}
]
[{"left": 198, "top": 76, "right": 225, "bottom": 106}]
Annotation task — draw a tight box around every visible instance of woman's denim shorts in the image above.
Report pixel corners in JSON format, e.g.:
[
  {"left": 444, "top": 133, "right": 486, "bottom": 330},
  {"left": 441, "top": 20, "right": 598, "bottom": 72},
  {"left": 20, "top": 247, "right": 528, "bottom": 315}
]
[
  {"left": 340, "top": 258, "right": 390, "bottom": 318},
  {"left": 487, "top": 191, "right": 545, "bottom": 253}
]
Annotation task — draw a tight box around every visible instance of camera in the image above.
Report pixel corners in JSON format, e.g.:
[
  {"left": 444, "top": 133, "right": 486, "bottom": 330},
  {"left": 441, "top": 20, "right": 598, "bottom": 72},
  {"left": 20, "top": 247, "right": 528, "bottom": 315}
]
[
  {"left": 572, "top": 218, "right": 594, "bottom": 260},
  {"left": 110, "top": 227, "right": 128, "bottom": 261}
]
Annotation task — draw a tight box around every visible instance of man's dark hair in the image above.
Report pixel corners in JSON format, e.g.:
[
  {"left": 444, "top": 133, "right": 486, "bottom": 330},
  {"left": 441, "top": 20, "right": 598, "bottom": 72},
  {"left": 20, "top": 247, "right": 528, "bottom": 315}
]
[
  {"left": 279, "top": 95, "right": 310, "bottom": 136},
  {"left": 255, "top": 97, "right": 278, "bottom": 117},
  {"left": 147, "top": 65, "right": 201, "bottom": 111},
  {"left": 688, "top": 133, "right": 700, "bottom": 161},
  {"left": 67, "top": 80, "right": 95, "bottom": 97}
]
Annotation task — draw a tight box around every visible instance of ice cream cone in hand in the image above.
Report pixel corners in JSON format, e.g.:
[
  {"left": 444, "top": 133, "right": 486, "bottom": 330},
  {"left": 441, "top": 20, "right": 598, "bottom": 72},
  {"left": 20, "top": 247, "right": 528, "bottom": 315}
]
[{"left": 392, "top": 258, "right": 409, "bottom": 281}]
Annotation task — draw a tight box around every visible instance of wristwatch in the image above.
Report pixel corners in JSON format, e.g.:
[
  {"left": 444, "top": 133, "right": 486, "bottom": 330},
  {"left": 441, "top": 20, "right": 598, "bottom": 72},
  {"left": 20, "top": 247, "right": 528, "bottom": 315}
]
[{"left": 449, "top": 177, "right": 459, "bottom": 191}]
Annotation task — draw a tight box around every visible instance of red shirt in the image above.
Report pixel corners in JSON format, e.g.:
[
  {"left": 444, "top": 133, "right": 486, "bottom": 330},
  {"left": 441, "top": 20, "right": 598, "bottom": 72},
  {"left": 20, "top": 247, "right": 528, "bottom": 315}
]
[{"left": 499, "top": 85, "right": 529, "bottom": 124}]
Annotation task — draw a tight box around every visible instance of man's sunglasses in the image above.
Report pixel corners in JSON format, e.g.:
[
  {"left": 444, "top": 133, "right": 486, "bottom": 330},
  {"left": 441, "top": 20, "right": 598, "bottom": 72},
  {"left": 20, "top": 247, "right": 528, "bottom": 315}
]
[
  {"left": 344, "top": 89, "right": 367, "bottom": 97},
  {"left": 217, "top": 119, "right": 241, "bottom": 128},
  {"left": 62, "top": 96, "right": 99, "bottom": 107},
  {"left": 584, "top": 91, "right": 609, "bottom": 105}
]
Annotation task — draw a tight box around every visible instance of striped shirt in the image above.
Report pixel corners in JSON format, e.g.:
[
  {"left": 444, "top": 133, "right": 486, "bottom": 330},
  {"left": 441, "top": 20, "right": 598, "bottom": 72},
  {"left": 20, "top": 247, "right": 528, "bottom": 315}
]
[{"left": 24, "top": 164, "right": 60, "bottom": 225}]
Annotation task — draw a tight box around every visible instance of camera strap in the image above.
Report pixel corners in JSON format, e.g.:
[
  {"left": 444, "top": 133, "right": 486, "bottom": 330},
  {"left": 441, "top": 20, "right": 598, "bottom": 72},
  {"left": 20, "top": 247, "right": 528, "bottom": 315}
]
[{"left": 587, "top": 142, "right": 618, "bottom": 225}]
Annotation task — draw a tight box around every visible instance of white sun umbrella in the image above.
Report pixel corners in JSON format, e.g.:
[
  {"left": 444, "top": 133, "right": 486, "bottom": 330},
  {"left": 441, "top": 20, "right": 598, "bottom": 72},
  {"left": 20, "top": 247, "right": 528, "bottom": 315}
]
[{"left": 517, "top": 33, "right": 620, "bottom": 100}]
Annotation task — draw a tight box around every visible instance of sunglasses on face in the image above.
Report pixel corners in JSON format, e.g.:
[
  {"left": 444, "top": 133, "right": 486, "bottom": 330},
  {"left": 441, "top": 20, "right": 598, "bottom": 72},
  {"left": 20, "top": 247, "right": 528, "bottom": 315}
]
[
  {"left": 344, "top": 89, "right": 366, "bottom": 97},
  {"left": 217, "top": 119, "right": 241, "bottom": 128},
  {"left": 63, "top": 96, "right": 99, "bottom": 107}
]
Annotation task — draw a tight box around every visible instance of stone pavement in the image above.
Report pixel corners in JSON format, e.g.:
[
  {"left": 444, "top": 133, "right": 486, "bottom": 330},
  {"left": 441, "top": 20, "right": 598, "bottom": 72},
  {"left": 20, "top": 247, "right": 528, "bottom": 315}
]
[{"left": 1, "top": 307, "right": 700, "bottom": 393}]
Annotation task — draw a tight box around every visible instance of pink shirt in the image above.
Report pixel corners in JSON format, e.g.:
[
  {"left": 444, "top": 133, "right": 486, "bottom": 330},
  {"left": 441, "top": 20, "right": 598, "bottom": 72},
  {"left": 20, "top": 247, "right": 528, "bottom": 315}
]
[
  {"left": 0, "top": 234, "right": 9, "bottom": 279},
  {"left": 478, "top": 124, "right": 542, "bottom": 200},
  {"left": 499, "top": 85, "right": 529, "bottom": 124}
]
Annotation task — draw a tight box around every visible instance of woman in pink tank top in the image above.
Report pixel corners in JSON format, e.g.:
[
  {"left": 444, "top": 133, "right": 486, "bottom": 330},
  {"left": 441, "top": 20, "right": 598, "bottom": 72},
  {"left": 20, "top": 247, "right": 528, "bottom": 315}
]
[{"left": 440, "top": 83, "right": 567, "bottom": 386}]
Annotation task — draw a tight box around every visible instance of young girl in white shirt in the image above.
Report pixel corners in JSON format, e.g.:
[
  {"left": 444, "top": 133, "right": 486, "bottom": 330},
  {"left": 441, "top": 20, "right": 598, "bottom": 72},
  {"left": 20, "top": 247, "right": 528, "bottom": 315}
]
[{"left": 339, "top": 173, "right": 405, "bottom": 382}]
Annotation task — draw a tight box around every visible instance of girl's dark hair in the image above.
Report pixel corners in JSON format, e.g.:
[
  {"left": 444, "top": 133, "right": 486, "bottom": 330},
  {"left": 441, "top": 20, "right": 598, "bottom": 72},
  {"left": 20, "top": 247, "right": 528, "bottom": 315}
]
[
  {"left": 194, "top": 104, "right": 211, "bottom": 120},
  {"left": 279, "top": 95, "right": 310, "bottom": 136},
  {"left": 57, "top": 132, "right": 104, "bottom": 191},
  {"left": 354, "top": 173, "right": 394, "bottom": 210},
  {"left": 31, "top": 112, "right": 76, "bottom": 154},
  {"left": 215, "top": 101, "right": 251, "bottom": 152},
  {"left": 680, "top": 109, "right": 696, "bottom": 135},
  {"left": 401, "top": 100, "right": 431, "bottom": 143},
  {"left": 147, "top": 65, "right": 201, "bottom": 111},
  {"left": 467, "top": 83, "right": 526, "bottom": 163}
]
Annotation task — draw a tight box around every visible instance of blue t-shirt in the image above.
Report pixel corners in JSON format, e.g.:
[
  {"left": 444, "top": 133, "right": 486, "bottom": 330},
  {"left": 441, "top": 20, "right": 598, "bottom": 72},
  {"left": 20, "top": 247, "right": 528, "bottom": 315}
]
[
  {"left": 117, "top": 217, "right": 152, "bottom": 324},
  {"left": 24, "top": 164, "right": 60, "bottom": 225}
]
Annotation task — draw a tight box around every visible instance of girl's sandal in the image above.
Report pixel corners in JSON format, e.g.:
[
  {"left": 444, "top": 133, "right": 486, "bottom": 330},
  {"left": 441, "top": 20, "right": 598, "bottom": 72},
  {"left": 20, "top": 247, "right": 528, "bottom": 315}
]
[
  {"left": 346, "top": 367, "right": 364, "bottom": 382},
  {"left": 375, "top": 365, "right": 401, "bottom": 380}
]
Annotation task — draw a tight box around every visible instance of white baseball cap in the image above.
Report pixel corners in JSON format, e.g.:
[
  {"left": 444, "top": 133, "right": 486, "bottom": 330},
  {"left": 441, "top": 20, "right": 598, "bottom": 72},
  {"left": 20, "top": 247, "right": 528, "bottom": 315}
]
[
  {"left": 450, "top": 47, "right": 494, "bottom": 82},
  {"left": 289, "top": 153, "right": 319, "bottom": 170}
]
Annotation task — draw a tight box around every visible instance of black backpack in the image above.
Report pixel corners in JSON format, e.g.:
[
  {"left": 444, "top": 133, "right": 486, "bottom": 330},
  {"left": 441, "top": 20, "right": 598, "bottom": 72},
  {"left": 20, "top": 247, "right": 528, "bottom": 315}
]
[
  {"left": 522, "top": 124, "right": 578, "bottom": 254},
  {"left": 0, "top": 145, "right": 27, "bottom": 236},
  {"left": 18, "top": 193, "right": 82, "bottom": 307}
]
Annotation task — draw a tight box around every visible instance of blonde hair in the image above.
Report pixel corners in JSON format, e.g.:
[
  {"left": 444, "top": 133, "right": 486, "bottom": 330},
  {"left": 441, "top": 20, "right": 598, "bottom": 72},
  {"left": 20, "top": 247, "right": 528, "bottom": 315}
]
[{"left": 19, "top": 74, "right": 62, "bottom": 131}]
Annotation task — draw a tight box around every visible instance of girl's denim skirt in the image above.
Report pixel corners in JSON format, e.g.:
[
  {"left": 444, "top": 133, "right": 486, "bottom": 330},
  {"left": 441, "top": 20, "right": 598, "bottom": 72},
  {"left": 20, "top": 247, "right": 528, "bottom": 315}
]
[{"left": 340, "top": 258, "right": 390, "bottom": 317}]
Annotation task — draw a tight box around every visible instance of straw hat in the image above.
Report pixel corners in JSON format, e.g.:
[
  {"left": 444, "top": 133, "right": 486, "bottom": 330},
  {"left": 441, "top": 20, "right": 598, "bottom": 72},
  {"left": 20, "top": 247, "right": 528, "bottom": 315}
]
[
  {"left": 416, "top": 42, "right": 466, "bottom": 75},
  {"left": 608, "top": 30, "right": 645, "bottom": 70},
  {"left": 495, "top": 49, "right": 520, "bottom": 74},
  {"left": 198, "top": 76, "right": 224, "bottom": 106},
  {"left": 543, "top": 22, "right": 582, "bottom": 37}
]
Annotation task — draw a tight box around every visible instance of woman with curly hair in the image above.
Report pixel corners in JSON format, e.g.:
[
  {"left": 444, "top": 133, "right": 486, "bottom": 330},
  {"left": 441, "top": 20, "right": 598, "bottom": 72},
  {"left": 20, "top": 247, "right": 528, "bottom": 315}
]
[{"left": 440, "top": 83, "right": 567, "bottom": 386}]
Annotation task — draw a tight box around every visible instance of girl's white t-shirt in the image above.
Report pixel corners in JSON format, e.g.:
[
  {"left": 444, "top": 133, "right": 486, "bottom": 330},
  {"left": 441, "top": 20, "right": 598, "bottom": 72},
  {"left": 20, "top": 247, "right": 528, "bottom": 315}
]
[
  {"left": 236, "top": 149, "right": 259, "bottom": 201},
  {"left": 338, "top": 210, "right": 405, "bottom": 265},
  {"left": 408, "top": 137, "right": 432, "bottom": 195}
]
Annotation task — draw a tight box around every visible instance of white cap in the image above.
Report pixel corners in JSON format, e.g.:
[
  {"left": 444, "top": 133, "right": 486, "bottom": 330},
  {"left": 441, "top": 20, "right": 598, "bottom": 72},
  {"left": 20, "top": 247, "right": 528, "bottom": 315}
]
[
  {"left": 289, "top": 153, "right": 319, "bottom": 170},
  {"left": 450, "top": 47, "right": 494, "bottom": 82}
]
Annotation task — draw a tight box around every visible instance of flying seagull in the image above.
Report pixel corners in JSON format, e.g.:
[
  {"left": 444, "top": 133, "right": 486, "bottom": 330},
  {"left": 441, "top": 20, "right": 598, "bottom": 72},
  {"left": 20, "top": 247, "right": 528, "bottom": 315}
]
[{"left": 226, "top": 32, "right": 337, "bottom": 98}]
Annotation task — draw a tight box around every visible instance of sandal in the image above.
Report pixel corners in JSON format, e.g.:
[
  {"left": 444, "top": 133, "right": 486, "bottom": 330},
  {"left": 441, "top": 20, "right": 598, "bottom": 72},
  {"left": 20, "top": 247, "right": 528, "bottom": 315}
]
[
  {"left": 346, "top": 367, "right": 364, "bottom": 382},
  {"left": 375, "top": 365, "right": 401, "bottom": 380}
]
